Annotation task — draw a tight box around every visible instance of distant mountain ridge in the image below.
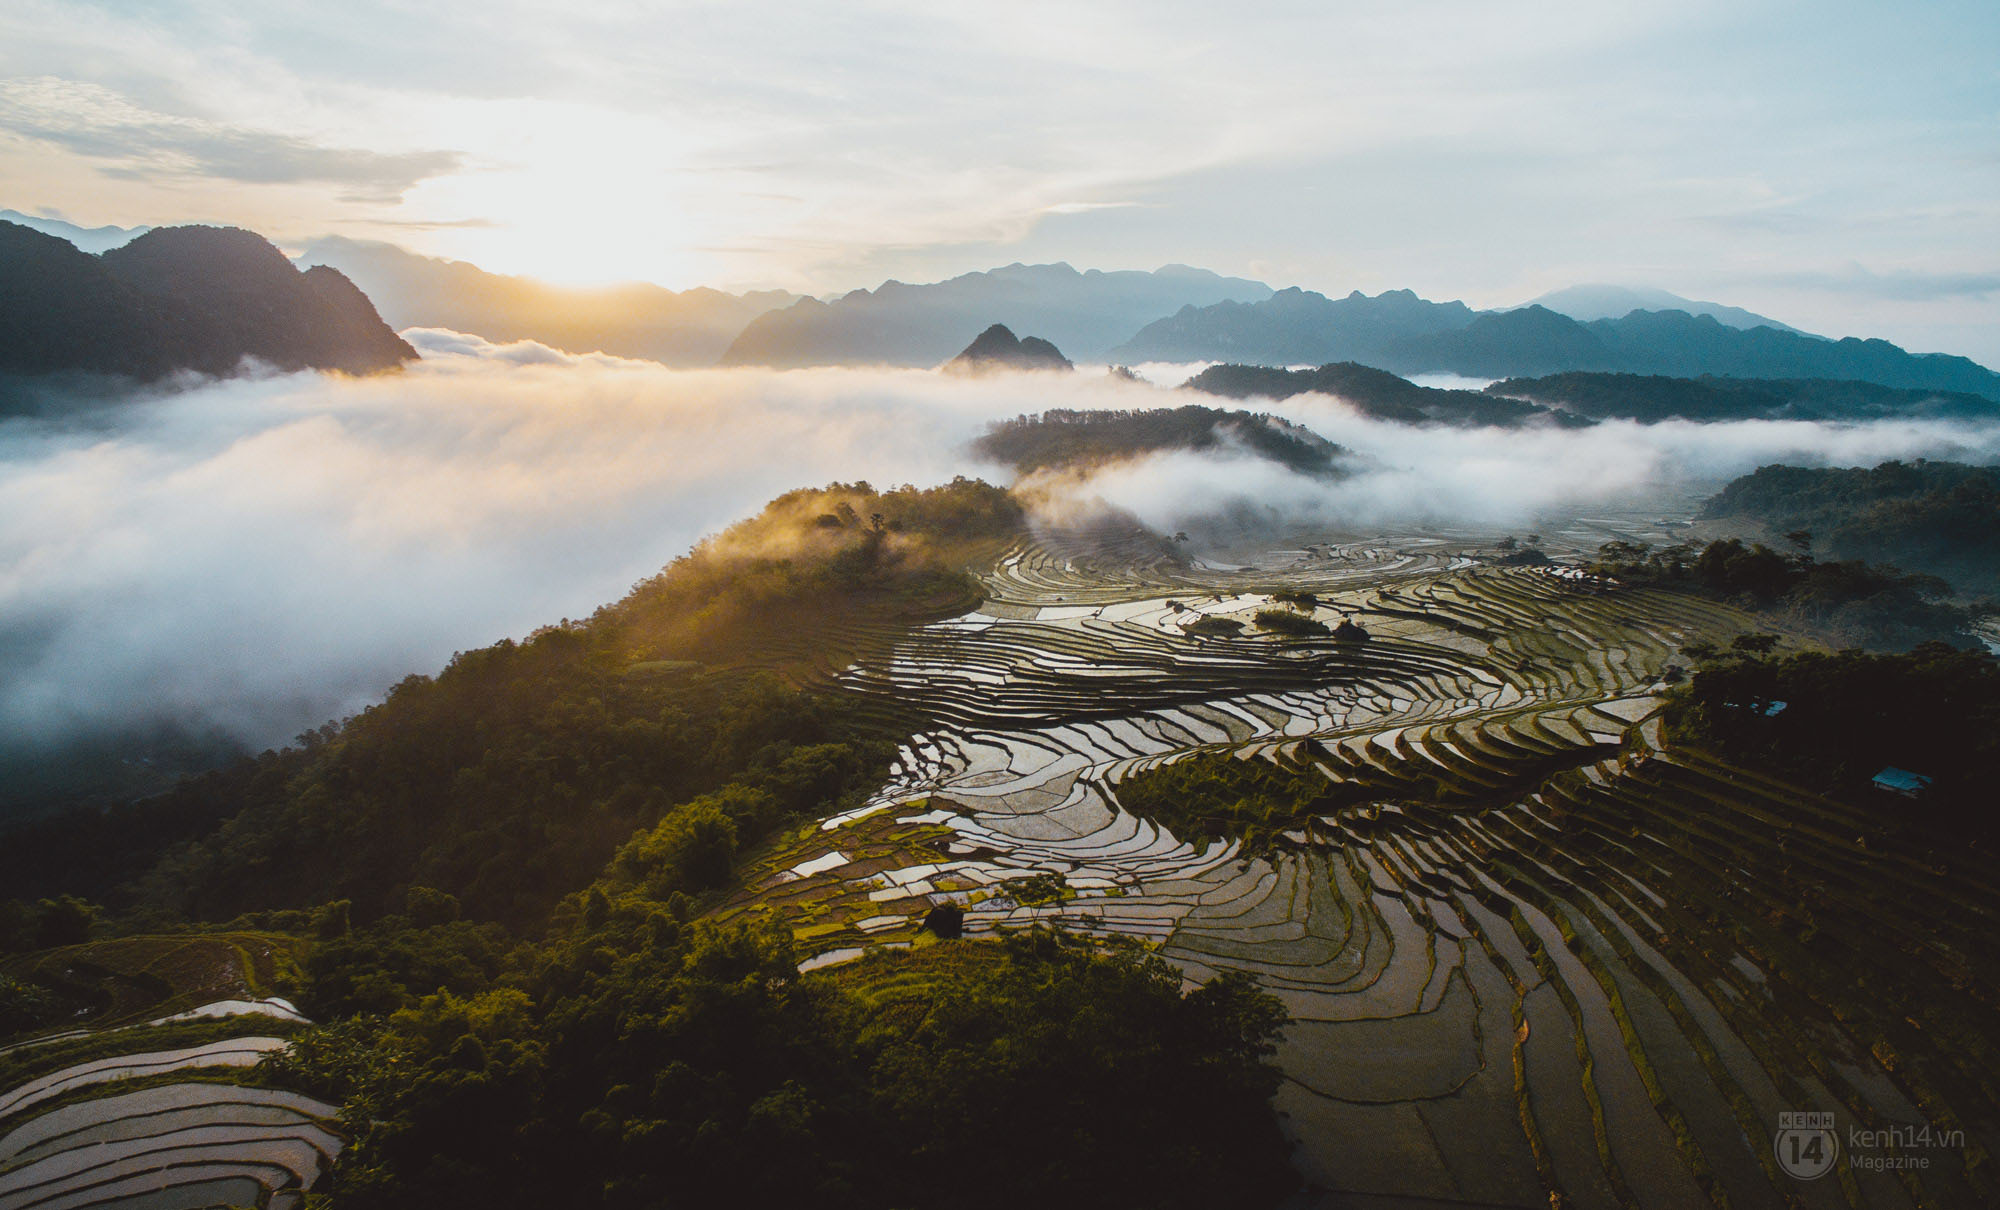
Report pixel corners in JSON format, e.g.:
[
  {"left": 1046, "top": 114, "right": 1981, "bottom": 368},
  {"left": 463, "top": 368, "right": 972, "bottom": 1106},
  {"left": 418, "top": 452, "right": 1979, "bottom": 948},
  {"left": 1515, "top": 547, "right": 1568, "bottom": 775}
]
[
  {"left": 0, "top": 221, "right": 414, "bottom": 396},
  {"left": 296, "top": 237, "right": 797, "bottom": 367},
  {"left": 1521, "top": 284, "right": 1801, "bottom": 334},
  {"left": 723, "top": 262, "right": 1273, "bottom": 368},
  {"left": 1112, "top": 287, "right": 1477, "bottom": 366},
  {"left": 0, "top": 208, "right": 148, "bottom": 254},
  {"left": 1124, "top": 294, "right": 2000, "bottom": 400}
]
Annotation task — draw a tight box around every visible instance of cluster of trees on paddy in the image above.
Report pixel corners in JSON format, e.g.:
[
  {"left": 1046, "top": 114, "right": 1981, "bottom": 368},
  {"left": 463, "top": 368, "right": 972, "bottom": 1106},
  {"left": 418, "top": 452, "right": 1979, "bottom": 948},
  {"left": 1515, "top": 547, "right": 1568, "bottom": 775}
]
[
  {"left": 1700, "top": 460, "right": 2000, "bottom": 596},
  {"left": 0, "top": 475, "right": 1300, "bottom": 1205},
  {"left": 1668, "top": 642, "right": 2000, "bottom": 849},
  {"left": 972, "top": 404, "right": 1344, "bottom": 477},
  {"left": 1592, "top": 535, "right": 1985, "bottom": 650}
]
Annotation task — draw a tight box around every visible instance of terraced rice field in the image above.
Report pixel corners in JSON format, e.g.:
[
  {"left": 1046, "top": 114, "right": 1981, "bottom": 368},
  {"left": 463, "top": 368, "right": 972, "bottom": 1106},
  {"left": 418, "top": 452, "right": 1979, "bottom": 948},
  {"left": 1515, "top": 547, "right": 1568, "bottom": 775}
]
[
  {"left": 786, "top": 525, "right": 2000, "bottom": 1208},
  {"left": 0, "top": 1003, "right": 340, "bottom": 1209}
]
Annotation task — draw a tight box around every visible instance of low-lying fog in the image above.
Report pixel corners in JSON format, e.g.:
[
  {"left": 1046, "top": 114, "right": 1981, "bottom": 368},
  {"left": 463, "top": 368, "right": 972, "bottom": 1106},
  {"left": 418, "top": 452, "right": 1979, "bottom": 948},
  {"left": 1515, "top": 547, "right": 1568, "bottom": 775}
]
[{"left": 7, "top": 331, "right": 1999, "bottom": 763}]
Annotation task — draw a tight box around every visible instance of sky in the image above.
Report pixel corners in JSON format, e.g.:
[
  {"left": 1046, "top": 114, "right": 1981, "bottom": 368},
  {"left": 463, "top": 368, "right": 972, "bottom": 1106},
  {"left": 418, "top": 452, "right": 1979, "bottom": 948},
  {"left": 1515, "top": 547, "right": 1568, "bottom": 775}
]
[{"left": 2, "top": 0, "right": 1998, "bottom": 361}]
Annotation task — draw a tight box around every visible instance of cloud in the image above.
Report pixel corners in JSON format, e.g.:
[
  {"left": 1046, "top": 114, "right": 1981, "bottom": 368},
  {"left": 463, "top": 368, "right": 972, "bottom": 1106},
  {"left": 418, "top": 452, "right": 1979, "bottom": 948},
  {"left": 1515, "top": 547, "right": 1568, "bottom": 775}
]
[
  {"left": 0, "top": 77, "right": 460, "bottom": 202},
  {"left": 1053, "top": 398, "right": 2000, "bottom": 535},
  {"left": 398, "top": 327, "right": 592, "bottom": 366},
  {"left": 3, "top": 353, "right": 1997, "bottom": 767}
]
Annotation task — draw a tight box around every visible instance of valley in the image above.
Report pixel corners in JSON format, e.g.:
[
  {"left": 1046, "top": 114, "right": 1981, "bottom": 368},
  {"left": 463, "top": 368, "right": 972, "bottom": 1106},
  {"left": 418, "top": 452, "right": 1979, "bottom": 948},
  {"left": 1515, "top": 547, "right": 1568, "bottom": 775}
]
[{"left": 743, "top": 518, "right": 1998, "bottom": 1207}]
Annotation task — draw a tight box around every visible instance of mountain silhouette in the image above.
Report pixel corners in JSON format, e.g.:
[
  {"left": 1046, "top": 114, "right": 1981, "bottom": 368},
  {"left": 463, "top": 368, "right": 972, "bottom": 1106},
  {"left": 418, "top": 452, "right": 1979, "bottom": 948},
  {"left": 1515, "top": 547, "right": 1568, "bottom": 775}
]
[
  {"left": 1111, "top": 287, "right": 1476, "bottom": 366},
  {"left": 0, "top": 208, "right": 148, "bottom": 254},
  {"left": 1521, "top": 284, "right": 1800, "bottom": 333},
  {"left": 1121, "top": 289, "right": 2000, "bottom": 399},
  {"left": 944, "top": 324, "right": 1073, "bottom": 373},
  {"left": 0, "top": 221, "right": 414, "bottom": 391},
  {"left": 295, "top": 236, "right": 796, "bottom": 366},
  {"left": 723, "top": 262, "right": 1272, "bottom": 368}
]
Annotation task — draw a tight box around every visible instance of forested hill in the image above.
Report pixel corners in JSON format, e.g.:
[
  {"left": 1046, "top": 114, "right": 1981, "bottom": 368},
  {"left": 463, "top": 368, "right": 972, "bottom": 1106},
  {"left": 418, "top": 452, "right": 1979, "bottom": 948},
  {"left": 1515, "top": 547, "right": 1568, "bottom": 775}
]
[
  {"left": 1184, "top": 361, "right": 1561, "bottom": 428},
  {"left": 0, "top": 476, "right": 1300, "bottom": 1207},
  {"left": 0, "top": 479, "right": 1025, "bottom": 927},
  {"left": 1488, "top": 371, "right": 2000, "bottom": 423},
  {"left": 1700, "top": 461, "right": 2000, "bottom": 597},
  {"left": 0, "top": 221, "right": 414, "bottom": 391},
  {"left": 972, "top": 404, "right": 1346, "bottom": 476}
]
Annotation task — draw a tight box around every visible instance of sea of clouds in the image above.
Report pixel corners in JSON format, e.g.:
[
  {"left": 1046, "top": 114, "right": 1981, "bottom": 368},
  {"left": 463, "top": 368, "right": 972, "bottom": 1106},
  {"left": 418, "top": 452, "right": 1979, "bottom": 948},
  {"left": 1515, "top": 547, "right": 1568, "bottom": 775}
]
[{"left": 5, "top": 331, "right": 1998, "bottom": 759}]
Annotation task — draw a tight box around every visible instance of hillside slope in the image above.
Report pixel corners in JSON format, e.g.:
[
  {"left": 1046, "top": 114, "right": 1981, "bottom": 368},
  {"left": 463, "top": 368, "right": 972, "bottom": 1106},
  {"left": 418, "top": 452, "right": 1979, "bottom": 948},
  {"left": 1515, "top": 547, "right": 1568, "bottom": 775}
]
[{"left": 0, "top": 222, "right": 414, "bottom": 389}]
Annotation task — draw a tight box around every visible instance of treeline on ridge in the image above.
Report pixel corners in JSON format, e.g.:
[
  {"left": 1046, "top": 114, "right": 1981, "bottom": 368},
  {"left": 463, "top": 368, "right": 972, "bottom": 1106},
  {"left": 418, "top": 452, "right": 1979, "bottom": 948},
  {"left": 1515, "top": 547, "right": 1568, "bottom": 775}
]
[
  {"left": 0, "top": 473, "right": 1305, "bottom": 1208},
  {"left": 972, "top": 404, "right": 1345, "bottom": 476},
  {"left": 1592, "top": 536, "right": 1981, "bottom": 651},
  {"left": 0, "top": 479, "right": 1023, "bottom": 932},
  {"left": 1485, "top": 372, "right": 2000, "bottom": 424},
  {"left": 1699, "top": 460, "right": 2000, "bottom": 597},
  {"left": 1667, "top": 643, "right": 2000, "bottom": 851}
]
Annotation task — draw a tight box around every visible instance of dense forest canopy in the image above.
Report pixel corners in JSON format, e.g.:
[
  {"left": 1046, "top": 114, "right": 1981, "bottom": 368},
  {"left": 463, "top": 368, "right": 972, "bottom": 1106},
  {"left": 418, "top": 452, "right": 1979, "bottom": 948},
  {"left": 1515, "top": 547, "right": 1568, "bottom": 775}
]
[
  {"left": 0, "top": 479, "right": 1024, "bottom": 930},
  {"left": 1699, "top": 460, "right": 2000, "bottom": 597},
  {"left": 1591, "top": 536, "right": 1981, "bottom": 651},
  {"left": 1183, "top": 361, "right": 1563, "bottom": 428},
  {"left": 0, "top": 473, "right": 1302, "bottom": 1206},
  {"left": 1485, "top": 372, "right": 2000, "bottom": 424},
  {"left": 1667, "top": 643, "right": 2000, "bottom": 850},
  {"left": 971, "top": 404, "right": 1346, "bottom": 477}
]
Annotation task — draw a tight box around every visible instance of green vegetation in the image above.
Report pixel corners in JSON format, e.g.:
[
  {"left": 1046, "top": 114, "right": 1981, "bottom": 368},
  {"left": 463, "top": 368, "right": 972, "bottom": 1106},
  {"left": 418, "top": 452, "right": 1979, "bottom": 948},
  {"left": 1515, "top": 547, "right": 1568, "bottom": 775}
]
[
  {"left": 1485, "top": 372, "right": 2000, "bottom": 424},
  {"left": 1592, "top": 536, "right": 1981, "bottom": 649},
  {"left": 1252, "top": 607, "right": 1330, "bottom": 637},
  {"left": 0, "top": 479, "right": 1021, "bottom": 932},
  {"left": 1183, "top": 614, "right": 1247, "bottom": 638},
  {"left": 0, "top": 930, "right": 301, "bottom": 1035},
  {"left": 1700, "top": 460, "right": 2000, "bottom": 596},
  {"left": 1185, "top": 361, "right": 1565, "bottom": 428},
  {"left": 266, "top": 927, "right": 1292, "bottom": 1210},
  {"left": 1117, "top": 750, "right": 1360, "bottom": 848},
  {"left": 1666, "top": 642, "right": 2000, "bottom": 848},
  {"left": 0, "top": 477, "right": 1305, "bottom": 1207},
  {"left": 972, "top": 404, "right": 1345, "bottom": 476}
]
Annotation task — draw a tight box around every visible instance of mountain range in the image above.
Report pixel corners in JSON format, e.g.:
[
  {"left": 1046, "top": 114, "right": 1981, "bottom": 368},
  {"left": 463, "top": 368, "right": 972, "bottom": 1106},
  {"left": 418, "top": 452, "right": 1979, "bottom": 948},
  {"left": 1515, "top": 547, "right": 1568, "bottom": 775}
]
[
  {"left": 295, "top": 237, "right": 798, "bottom": 366},
  {"left": 11, "top": 214, "right": 1999, "bottom": 400},
  {"left": 1120, "top": 292, "right": 2000, "bottom": 399},
  {"left": 0, "top": 208, "right": 147, "bottom": 255},
  {"left": 0, "top": 221, "right": 414, "bottom": 396},
  {"left": 721, "top": 262, "right": 1274, "bottom": 368},
  {"left": 1520, "top": 284, "right": 1800, "bottom": 333}
]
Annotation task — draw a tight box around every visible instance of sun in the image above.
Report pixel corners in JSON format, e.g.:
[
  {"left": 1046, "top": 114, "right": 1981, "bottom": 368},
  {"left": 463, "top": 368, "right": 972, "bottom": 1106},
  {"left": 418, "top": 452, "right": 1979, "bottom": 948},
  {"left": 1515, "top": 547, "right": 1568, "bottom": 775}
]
[{"left": 389, "top": 102, "right": 716, "bottom": 289}]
